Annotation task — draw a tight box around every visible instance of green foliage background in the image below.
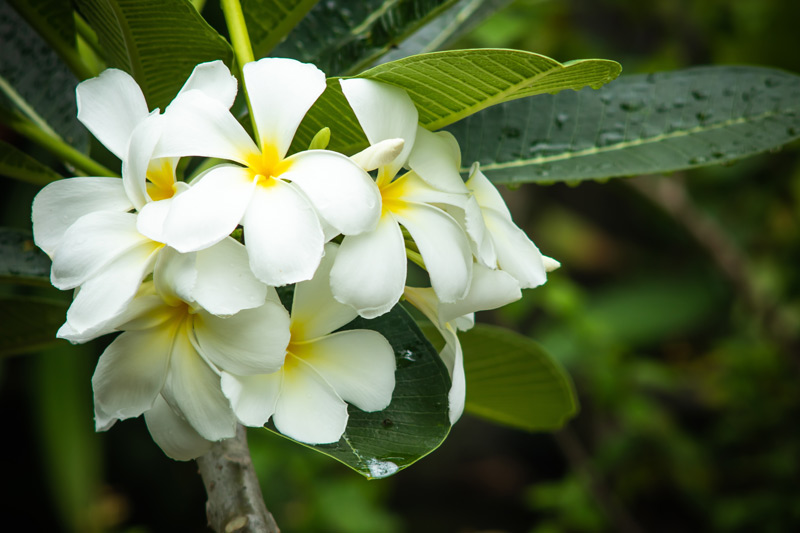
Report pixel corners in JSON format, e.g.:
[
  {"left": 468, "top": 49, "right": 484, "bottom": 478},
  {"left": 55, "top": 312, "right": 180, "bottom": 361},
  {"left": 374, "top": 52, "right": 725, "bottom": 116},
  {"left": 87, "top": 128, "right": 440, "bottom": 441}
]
[{"left": 1, "top": 0, "right": 799, "bottom": 532}]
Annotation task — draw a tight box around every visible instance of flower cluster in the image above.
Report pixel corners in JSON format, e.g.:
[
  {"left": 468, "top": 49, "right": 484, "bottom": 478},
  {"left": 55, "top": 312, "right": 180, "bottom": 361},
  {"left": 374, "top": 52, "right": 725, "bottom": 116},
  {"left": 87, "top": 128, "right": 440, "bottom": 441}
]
[{"left": 32, "top": 58, "right": 557, "bottom": 459}]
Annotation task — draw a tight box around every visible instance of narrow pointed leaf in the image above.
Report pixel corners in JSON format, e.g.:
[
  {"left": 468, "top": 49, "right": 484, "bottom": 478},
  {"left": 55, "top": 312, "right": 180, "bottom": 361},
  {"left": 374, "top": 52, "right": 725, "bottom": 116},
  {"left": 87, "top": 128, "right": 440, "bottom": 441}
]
[
  {"left": 291, "top": 50, "right": 621, "bottom": 155},
  {"left": 272, "top": 0, "right": 459, "bottom": 75},
  {"left": 242, "top": 0, "right": 318, "bottom": 59},
  {"left": 0, "top": 228, "right": 52, "bottom": 285},
  {"left": 267, "top": 304, "right": 451, "bottom": 479},
  {"left": 461, "top": 324, "right": 578, "bottom": 431},
  {"left": 74, "top": 0, "right": 232, "bottom": 109},
  {"left": 0, "top": 141, "right": 63, "bottom": 185},
  {"left": 0, "top": 2, "right": 86, "bottom": 149},
  {"left": 449, "top": 66, "right": 800, "bottom": 184}
]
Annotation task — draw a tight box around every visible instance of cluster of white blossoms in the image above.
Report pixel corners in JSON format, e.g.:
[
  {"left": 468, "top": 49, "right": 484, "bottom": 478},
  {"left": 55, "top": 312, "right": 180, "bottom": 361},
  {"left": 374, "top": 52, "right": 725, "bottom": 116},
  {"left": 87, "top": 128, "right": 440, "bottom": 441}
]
[{"left": 31, "top": 58, "right": 558, "bottom": 460}]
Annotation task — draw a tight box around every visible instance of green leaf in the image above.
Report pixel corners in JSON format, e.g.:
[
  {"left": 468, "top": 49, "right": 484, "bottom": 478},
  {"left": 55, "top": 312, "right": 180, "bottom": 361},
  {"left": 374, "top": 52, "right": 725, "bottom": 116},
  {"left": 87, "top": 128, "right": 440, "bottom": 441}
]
[
  {"left": 74, "top": 0, "right": 233, "bottom": 109},
  {"left": 291, "top": 49, "right": 621, "bottom": 155},
  {"left": 242, "top": 0, "right": 318, "bottom": 59},
  {"left": 0, "top": 2, "right": 87, "bottom": 149},
  {"left": 0, "top": 228, "right": 52, "bottom": 285},
  {"left": 0, "top": 296, "right": 67, "bottom": 356},
  {"left": 0, "top": 140, "right": 63, "bottom": 185},
  {"left": 449, "top": 66, "right": 800, "bottom": 184},
  {"left": 461, "top": 324, "right": 578, "bottom": 431},
  {"left": 267, "top": 305, "right": 452, "bottom": 479},
  {"left": 272, "top": 0, "right": 460, "bottom": 75}
]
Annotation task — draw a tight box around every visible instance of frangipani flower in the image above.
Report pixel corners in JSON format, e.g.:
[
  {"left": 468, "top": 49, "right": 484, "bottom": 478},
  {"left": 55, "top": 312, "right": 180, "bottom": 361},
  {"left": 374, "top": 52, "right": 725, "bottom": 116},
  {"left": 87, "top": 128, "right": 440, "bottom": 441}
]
[
  {"left": 149, "top": 58, "right": 381, "bottom": 286},
  {"left": 404, "top": 264, "right": 522, "bottom": 423},
  {"left": 92, "top": 244, "right": 290, "bottom": 460},
  {"left": 221, "top": 243, "right": 396, "bottom": 445},
  {"left": 459, "top": 163, "right": 560, "bottom": 288},
  {"left": 32, "top": 61, "right": 239, "bottom": 338},
  {"left": 330, "top": 78, "right": 473, "bottom": 319}
]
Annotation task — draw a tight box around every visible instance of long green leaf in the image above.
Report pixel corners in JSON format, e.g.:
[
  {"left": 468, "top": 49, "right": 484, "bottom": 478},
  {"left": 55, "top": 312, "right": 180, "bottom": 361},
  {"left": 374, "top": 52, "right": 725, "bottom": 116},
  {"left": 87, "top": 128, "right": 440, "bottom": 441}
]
[
  {"left": 268, "top": 305, "right": 452, "bottom": 479},
  {"left": 272, "top": 0, "right": 459, "bottom": 75},
  {"left": 0, "top": 296, "right": 67, "bottom": 356},
  {"left": 0, "top": 2, "right": 87, "bottom": 150},
  {"left": 461, "top": 324, "right": 578, "bottom": 431},
  {"left": 75, "top": 0, "right": 232, "bottom": 109},
  {"left": 242, "top": 0, "right": 318, "bottom": 59},
  {"left": 291, "top": 49, "right": 621, "bottom": 155},
  {"left": 449, "top": 66, "right": 800, "bottom": 184},
  {"left": 0, "top": 228, "right": 52, "bottom": 285},
  {"left": 0, "top": 140, "right": 63, "bottom": 185}
]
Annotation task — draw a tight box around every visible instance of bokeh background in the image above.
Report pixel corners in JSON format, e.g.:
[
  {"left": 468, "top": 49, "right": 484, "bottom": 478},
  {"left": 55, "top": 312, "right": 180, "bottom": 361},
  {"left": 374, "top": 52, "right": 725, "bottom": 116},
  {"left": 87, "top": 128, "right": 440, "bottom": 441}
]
[{"left": 2, "top": 0, "right": 800, "bottom": 531}]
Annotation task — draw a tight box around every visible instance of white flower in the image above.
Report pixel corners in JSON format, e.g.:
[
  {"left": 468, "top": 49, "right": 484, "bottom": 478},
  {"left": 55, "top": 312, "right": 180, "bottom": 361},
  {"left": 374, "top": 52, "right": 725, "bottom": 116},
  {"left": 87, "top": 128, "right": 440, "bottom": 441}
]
[
  {"left": 330, "top": 78, "right": 474, "bottom": 319},
  {"left": 458, "top": 163, "right": 559, "bottom": 288},
  {"left": 221, "top": 243, "right": 397, "bottom": 445},
  {"left": 32, "top": 61, "right": 239, "bottom": 338},
  {"left": 92, "top": 244, "right": 291, "bottom": 460},
  {"left": 149, "top": 58, "right": 381, "bottom": 286},
  {"left": 404, "top": 264, "right": 522, "bottom": 423}
]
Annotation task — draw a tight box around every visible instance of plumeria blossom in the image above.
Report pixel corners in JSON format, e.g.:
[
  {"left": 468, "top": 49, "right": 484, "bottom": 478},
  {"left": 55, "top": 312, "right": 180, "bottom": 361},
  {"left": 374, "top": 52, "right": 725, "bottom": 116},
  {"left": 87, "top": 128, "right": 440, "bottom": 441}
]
[
  {"left": 92, "top": 244, "right": 291, "bottom": 460},
  {"left": 456, "top": 163, "right": 560, "bottom": 288},
  {"left": 221, "top": 244, "right": 396, "bottom": 445},
  {"left": 32, "top": 61, "right": 238, "bottom": 338},
  {"left": 404, "top": 265, "right": 523, "bottom": 423},
  {"left": 148, "top": 58, "right": 381, "bottom": 286},
  {"left": 330, "top": 78, "right": 474, "bottom": 319}
]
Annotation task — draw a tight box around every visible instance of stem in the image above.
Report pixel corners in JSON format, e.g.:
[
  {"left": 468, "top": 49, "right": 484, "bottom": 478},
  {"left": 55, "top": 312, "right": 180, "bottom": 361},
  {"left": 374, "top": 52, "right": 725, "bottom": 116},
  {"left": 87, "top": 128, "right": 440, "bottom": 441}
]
[
  {"left": 220, "top": 0, "right": 260, "bottom": 143},
  {"left": 196, "top": 425, "right": 280, "bottom": 533},
  {"left": 1, "top": 108, "right": 118, "bottom": 177}
]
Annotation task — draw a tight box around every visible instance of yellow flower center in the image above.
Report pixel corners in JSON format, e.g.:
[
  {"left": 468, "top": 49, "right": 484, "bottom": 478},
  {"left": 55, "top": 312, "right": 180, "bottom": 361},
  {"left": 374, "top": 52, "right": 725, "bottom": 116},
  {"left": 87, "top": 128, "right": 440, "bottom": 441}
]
[
  {"left": 146, "top": 159, "right": 177, "bottom": 201},
  {"left": 246, "top": 143, "right": 293, "bottom": 187}
]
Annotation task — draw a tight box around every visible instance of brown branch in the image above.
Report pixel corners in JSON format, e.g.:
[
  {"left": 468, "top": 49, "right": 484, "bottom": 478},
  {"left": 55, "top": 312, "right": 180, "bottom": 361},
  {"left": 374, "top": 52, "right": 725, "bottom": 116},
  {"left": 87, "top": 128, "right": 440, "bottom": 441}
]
[{"left": 196, "top": 425, "right": 280, "bottom": 533}]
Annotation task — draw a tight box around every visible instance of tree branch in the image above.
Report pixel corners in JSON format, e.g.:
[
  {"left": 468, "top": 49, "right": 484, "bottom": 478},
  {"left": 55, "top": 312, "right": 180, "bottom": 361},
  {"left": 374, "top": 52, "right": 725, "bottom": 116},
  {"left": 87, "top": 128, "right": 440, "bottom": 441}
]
[{"left": 196, "top": 425, "right": 280, "bottom": 533}]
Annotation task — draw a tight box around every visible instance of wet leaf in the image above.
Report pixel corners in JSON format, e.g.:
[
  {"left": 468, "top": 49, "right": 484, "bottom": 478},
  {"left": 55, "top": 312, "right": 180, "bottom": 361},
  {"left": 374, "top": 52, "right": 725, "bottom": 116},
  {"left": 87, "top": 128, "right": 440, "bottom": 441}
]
[
  {"left": 0, "top": 227, "right": 52, "bottom": 285},
  {"left": 0, "top": 140, "right": 63, "bottom": 185}
]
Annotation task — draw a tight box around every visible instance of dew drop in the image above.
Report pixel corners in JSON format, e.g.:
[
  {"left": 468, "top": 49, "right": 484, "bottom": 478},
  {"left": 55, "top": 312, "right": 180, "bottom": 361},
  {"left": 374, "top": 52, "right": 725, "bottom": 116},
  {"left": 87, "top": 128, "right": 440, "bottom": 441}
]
[
  {"left": 691, "top": 89, "right": 710, "bottom": 101},
  {"left": 689, "top": 156, "right": 708, "bottom": 165},
  {"left": 555, "top": 112, "right": 570, "bottom": 128},
  {"left": 764, "top": 78, "right": 780, "bottom": 88},
  {"left": 400, "top": 349, "right": 417, "bottom": 362},
  {"left": 366, "top": 459, "right": 399, "bottom": 479},
  {"left": 382, "top": 419, "right": 394, "bottom": 428}
]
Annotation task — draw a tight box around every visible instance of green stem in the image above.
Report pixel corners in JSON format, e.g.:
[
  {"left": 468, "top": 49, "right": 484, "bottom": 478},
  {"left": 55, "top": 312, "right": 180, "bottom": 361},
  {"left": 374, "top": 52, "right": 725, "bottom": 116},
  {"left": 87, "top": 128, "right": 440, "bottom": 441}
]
[
  {"left": 220, "top": 0, "right": 259, "bottom": 143},
  {"left": 2, "top": 109, "right": 117, "bottom": 178}
]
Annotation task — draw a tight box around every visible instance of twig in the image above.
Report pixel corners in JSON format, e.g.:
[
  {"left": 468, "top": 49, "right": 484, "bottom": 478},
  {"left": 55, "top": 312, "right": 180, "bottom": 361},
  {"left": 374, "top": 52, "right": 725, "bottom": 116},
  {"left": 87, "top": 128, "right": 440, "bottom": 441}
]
[{"left": 196, "top": 425, "right": 280, "bottom": 533}]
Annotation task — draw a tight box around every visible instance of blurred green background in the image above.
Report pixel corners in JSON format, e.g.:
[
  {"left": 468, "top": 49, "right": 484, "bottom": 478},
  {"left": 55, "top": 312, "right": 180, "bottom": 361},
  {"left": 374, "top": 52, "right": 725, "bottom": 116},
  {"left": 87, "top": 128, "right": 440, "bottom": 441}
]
[{"left": 2, "top": 0, "right": 800, "bottom": 531}]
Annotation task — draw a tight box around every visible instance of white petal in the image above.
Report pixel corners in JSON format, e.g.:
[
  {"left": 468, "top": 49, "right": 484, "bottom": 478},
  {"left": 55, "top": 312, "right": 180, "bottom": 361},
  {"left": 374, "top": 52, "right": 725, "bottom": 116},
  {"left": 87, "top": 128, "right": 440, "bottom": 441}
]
[
  {"left": 329, "top": 213, "right": 406, "bottom": 319},
  {"left": 162, "top": 165, "right": 256, "bottom": 253},
  {"left": 194, "top": 301, "right": 290, "bottom": 376},
  {"left": 408, "top": 127, "right": 468, "bottom": 194},
  {"left": 292, "top": 330, "right": 395, "bottom": 412},
  {"left": 440, "top": 325, "right": 465, "bottom": 424},
  {"left": 221, "top": 371, "right": 282, "bottom": 427},
  {"left": 176, "top": 60, "right": 237, "bottom": 109},
  {"left": 291, "top": 243, "right": 357, "bottom": 339},
  {"left": 32, "top": 177, "right": 132, "bottom": 257},
  {"left": 484, "top": 209, "right": 547, "bottom": 288},
  {"left": 155, "top": 90, "right": 258, "bottom": 164},
  {"left": 382, "top": 170, "right": 467, "bottom": 209},
  {"left": 162, "top": 321, "right": 237, "bottom": 441},
  {"left": 467, "top": 162, "right": 512, "bottom": 220},
  {"left": 153, "top": 246, "right": 197, "bottom": 305},
  {"left": 244, "top": 58, "right": 326, "bottom": 158},
  {"left": 458, "top": 196, "right": 497, "bottom": 268},
  {"left": 438, "top": 264, "right": 521, "bottom": 324},
  {"left": 351, "top": 138, "right": 404, "bottom": 171},
  {"left": 64, "top": 240, "right": 162, "bottom": 335},
  {"left": 136, "top": 196, "right": 172, "bottom": 243},
  {"left": 91, "top": 324, "right": 174, "bottom": 428},
  {"left": 122, "top": 113, "right": 164, "bottom": 210},
  {"left": 50, "top": 211, "right": 147, "bottom": 289},
  {"left": 144, "top": 395, "right": 212, "bottom": 460},
  {"left": 243, "top": 180, "right": 324, "bottom": 286},
  {"left": 282, "top": 150, "right": 381, "bottom": 235},
  {"left": 273, "top": 356, "right": 348, "bottom": 444},
  {"left": 76, "top": 68, "right": 149, "bottom": 159},
  {"left": 192, "top": 237, "right": 267, "bottom": 315},
  {"left": 394, "top": 204, "right": 472, "bottom": 303},
  {"left": 340, "top": 78, "right": 418, "bottom": 177},
  {"left": 543, "top": 255, "right": 561, "bottom": 272}
]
